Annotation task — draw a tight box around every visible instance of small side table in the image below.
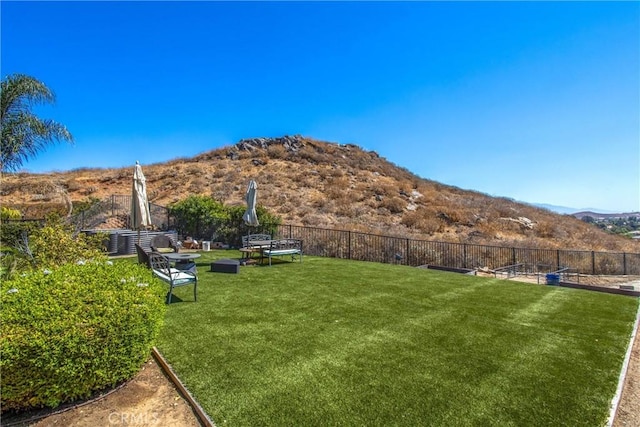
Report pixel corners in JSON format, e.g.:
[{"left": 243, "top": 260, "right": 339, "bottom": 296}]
[{"left": 211, "top": 259, "right": 240, "bottom": 274}]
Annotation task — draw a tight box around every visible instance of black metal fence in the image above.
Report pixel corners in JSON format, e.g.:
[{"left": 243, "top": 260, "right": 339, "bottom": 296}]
[
  {"left": 24, "top": 194, "right": 640, "bottom": 276},
  {"left": 71, "top": 195, "right": 172, "bottom": 231},
  {"left": 275, "top": 224, "right": 640, "bottom": 276}
]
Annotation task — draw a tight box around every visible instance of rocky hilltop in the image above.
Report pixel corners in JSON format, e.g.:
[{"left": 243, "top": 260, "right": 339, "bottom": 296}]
[{"left": 2, "top": 135, "right": 638, "bottom": 252}]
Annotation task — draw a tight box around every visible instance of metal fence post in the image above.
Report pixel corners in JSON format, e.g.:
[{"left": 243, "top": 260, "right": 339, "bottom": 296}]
[
  {"left": 623, "top": 253, "right": 627, "bottom": 275},
  {"left": 463, "top": 243, "right": 467, "bottom": 269},
  {"left": 348, "top": 231, "right": 352, "bottom": 260},
  {"left": 591, "top": 251, "right": 596, "bottom": 275},
  {"left": 406, "top": 238, "right": 410, "bottom": 266}
]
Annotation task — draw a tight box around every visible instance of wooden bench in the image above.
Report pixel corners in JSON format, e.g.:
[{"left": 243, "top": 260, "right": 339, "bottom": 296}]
[{"left": 262, "top": 239, "right": 303, "bottom": 266}]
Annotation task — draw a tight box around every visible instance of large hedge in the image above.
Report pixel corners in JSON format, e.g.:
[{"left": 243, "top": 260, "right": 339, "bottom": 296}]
[{"left": 0, "top": 260, "right": 166, "bottom": 412}]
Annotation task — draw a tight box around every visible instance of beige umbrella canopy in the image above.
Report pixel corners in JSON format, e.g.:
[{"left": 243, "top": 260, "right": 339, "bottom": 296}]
[
  {"left": 242, "top": 180, "right": 259, "bottom": 227},
  {"left": 131, "top": 161, "right": 152, "bottom": 243}
]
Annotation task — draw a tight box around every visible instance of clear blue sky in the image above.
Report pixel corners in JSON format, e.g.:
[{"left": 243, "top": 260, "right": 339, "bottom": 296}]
[{"left": 2, "top": 1, "right": 639, "bottom": 212}]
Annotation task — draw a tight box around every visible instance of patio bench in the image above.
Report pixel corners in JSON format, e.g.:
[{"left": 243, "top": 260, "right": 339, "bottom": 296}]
[
  {"left": 262, "top": 239, "right": 303, "bottom": 266},
  {"left": 241, "top": 234, "right": 272, "bottom": 248},
  {"left": 240, "top": 234, "right": 272, "bottom": 261}
]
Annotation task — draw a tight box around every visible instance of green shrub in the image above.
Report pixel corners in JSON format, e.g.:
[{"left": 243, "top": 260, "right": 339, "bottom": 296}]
[
  {"left": 169, "top": 195, "right": 227, "bottom": 239},
  {"left": 169, "top": 195, "right": 282, "bottom": 245},
  {"left": 1, "top": 216, "right": 107, "bottom": 281},
  {"left": 1, "top": 206, "right": 22, "bottom": 220},
  {"left": 0, "top": 219, "right": 39, "bottom": 249},
  {"left": 28, "top": 217, "right": 107, "bottom": 269},
  {"left": 220, "top": 205, "right": 281, "bottom": 244},
  {"left": 71, "top": 196, "right": 101, "bottom": 214},
  {"left": 0, "top": 220, "right": 40, "bottom": 279},
  {"left": 0, "top": 260, "right": 166, "bottom": 412}
]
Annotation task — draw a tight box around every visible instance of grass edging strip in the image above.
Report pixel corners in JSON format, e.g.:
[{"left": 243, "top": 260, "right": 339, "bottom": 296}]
[
  {"left": 559, "top": 281, "right": 640, "bottom": 297},
  {"left": 608, "top": 300, "right": 640, "bottom": 427},
  {"left": 151, "top": 346, "right": 215, "bottom": 427}
]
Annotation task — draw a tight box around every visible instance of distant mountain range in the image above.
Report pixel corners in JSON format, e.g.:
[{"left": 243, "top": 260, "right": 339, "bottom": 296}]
[{"left": 531, "top": 203, "right": 639, "bottom": 219}]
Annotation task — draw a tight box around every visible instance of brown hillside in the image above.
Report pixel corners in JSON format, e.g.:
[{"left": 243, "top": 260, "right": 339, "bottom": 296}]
[{"left": 2, "top": 135, "right": 638, "bottom": 253}]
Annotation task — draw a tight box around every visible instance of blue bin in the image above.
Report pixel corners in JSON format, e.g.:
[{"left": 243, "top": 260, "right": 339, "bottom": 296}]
[{"left": 545, "top": 273, "right": 560, "bottom": 285}]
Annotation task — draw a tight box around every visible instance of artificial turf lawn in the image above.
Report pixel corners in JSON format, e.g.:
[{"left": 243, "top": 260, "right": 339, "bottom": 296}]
[{"left": 154, "top": 251, "right": 639, "bottom": 426}]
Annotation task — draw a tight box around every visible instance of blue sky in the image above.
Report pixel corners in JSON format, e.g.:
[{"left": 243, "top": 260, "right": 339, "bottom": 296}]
[{"left": 2, "top": 1, "right": 639, "bottom": 212}]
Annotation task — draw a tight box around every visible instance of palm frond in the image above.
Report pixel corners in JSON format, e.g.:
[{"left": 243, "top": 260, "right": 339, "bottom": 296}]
[{"left": 0, "top": 74, "right": 72, "bottom": 171}]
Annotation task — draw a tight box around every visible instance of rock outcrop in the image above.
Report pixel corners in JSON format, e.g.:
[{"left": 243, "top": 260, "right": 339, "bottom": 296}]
[{"left": 235, "top": 135, "right": 305, "bottom": 153}]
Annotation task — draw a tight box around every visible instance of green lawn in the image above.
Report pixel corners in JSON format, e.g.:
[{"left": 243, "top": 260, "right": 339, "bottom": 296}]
[{"left": 153, "top": 251, "right": 639, "bottom": 426}]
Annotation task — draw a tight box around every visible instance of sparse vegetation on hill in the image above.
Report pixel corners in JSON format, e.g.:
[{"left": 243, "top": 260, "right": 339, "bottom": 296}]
[{"left": 2, "top": 135, "right": 638, "bottom": 253}]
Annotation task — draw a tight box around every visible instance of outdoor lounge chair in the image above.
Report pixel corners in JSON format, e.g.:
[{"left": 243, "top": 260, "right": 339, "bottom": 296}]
[
  {"left": 150, "top": 234, "right": 179, "bottom": 253},
  {"left": 149, "top": 251, "right": 197, "bottom": 304}
]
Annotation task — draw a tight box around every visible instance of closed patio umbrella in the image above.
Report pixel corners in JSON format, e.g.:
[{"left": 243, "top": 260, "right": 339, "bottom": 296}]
[
  {"left": 131, "top": 161, "right": 152, "bottom": 244},
  {"left": 242, "top": 180, "right": 259, "bottom": 227}
]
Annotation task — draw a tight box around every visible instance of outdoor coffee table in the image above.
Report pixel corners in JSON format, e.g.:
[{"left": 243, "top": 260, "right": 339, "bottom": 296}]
[
  {"left": 164, "top": 253, "right": 201, "bottom": 275},
  {"left": 210, "top": 258, "right": 240, "bottom": 273}
]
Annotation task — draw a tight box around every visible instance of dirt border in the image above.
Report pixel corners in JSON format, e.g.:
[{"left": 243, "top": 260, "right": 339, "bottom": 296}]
[
  {"left": 1, "top": 355, "right": 204, "bottom": 427},
  {"left": 1, "top": 379, "right": 133, "bottom": 427},
  {"left": 151, "top": 348, "right": 213, "bottom": 427}
]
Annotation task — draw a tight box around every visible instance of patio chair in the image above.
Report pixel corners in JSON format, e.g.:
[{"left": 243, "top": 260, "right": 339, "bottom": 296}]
[
  {"left": 135, "top": 243, "right": 151, "bottom": 268},
  {"left": 149, "top": 251, "right": 197, "bottom": 304},
  {"left": 150, "top": 234, "right": 179, "bottom": 253}
]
